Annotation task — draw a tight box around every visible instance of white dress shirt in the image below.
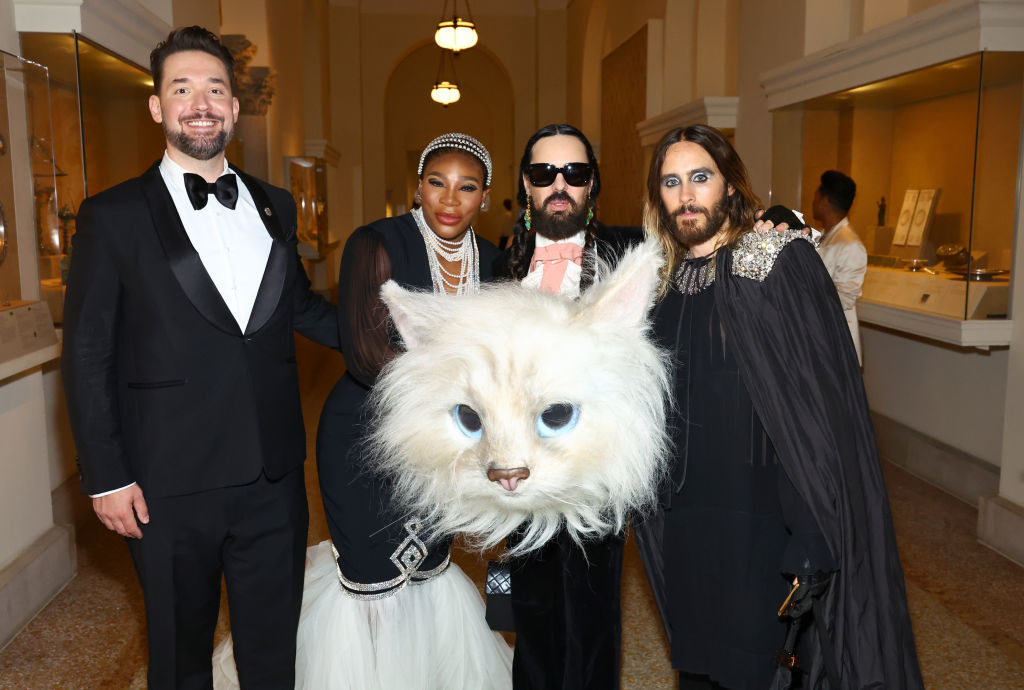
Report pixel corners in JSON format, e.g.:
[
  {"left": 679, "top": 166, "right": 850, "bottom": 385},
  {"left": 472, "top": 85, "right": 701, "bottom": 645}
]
[
  {"left": 92, "top": 153, "right": 273, "bottom": 498},
  {"left": 817, "top": 217, "right": 867, "bottom": 364},
  {"left": 159, "top": 153, "right": 273, "bottom": 330},
  {"left": 521, "top": 230, "right": 586, "bottom": 298}
]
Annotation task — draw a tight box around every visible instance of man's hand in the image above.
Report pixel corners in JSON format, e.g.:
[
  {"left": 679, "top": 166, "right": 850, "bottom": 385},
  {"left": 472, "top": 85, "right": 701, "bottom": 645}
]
[
  {"left": 753, "top": 207, "right": 812, "bottom": 236},
  {"left": 93, "top": 484, "right": 150, "bottom": 538}
]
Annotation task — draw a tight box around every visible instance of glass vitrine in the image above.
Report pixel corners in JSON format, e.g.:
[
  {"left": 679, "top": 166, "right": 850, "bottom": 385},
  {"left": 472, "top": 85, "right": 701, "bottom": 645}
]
[
  {"left": 0, "top": 50, "right": 56, "bottom": 308},
  {"left": 19, "top": 33, "right": 165, "bottom": 322},
  {"left": 771, "top": 52, "right": 1024, "bottom": 330}
]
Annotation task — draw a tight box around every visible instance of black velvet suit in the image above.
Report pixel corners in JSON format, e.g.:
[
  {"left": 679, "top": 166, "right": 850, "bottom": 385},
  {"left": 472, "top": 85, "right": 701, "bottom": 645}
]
[
  {"left": 62, "top": 161, "right": 338, "bottom": 689},
  {"left": 496, "top": 223, "right": 643, "bottom": 690}
]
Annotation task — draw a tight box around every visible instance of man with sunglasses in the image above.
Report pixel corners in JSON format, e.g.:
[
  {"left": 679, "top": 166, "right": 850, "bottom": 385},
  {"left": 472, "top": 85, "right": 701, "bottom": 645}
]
[
  {"left": 494, "top": 123, "right": 641, "bottom": 690},
  {"left": 497, "top": 123, "right": 642, "bottom": 299}
]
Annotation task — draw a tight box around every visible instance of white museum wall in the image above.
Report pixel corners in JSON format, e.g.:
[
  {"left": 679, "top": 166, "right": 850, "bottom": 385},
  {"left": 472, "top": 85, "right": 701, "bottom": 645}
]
[{"left": 861, "top": 327, "right": 1009, "bottom": 466}]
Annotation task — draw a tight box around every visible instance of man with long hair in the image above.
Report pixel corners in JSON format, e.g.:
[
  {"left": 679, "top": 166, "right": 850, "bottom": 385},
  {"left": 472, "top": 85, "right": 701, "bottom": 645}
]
[
  {"left": 494, "top": 123, "right": 641, "bottom": 690},
  {"left": 498, "top": 123, "right": 642, "bottom": 295},
  {"left": 634, "top": 125, "right": 923, "bottom": 689}
]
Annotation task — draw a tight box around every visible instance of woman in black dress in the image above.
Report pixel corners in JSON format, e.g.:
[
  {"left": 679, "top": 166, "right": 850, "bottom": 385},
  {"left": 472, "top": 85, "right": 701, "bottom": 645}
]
[
  {"left": 304, "top": 133, "right": 511, "bottom": 689},
  {"left": 213, "top": 134, "right": 512, "bottom": 689}
]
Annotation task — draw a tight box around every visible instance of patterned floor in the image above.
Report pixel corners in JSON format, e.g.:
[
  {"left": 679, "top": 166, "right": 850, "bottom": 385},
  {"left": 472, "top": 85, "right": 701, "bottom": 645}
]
[{"left": 2, "top": 339, "right": 1022, "bottom": 688}]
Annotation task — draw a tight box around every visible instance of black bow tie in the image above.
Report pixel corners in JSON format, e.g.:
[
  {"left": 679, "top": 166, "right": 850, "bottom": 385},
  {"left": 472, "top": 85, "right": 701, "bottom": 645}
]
[{"left": 183, "top": 172, "right": 239, "bottom": 211}]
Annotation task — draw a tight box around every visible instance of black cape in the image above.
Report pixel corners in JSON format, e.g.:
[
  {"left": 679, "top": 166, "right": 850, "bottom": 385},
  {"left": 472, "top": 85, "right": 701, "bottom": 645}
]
[{"left": 636, "top": 235, "right": 923, "bottom": 689}]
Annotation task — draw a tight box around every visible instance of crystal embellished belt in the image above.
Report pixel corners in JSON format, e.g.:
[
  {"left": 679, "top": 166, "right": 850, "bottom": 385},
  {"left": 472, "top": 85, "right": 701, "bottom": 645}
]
[{"left": 332, "top": 519, "right": 451, "bottom": 601}]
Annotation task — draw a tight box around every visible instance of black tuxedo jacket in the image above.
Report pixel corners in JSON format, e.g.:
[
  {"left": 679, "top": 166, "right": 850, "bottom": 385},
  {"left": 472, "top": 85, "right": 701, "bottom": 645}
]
[{"left": 62, "top": 162, "right": 339, "bottom": 498}]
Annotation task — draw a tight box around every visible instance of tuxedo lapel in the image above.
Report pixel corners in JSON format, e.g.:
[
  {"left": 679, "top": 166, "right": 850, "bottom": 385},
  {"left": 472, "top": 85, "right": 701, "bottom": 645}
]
[
  {"left": 233, "top": 166, "right": 292, "bottom": 336},
  {"left": 140, "top": 164, "right": 241, "bottom": 336}
]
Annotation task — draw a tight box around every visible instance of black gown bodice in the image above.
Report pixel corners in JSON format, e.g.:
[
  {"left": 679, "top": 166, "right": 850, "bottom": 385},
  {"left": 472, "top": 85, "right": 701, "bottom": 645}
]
[{"left": 317, "top": 214, "right": 498, "bottom": 597}]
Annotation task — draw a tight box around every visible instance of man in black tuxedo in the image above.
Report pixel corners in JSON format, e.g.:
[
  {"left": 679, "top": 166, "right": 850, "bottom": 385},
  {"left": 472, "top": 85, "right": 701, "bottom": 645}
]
[{"left": 61, "top": 26, "right": 338, "bottom": 689}]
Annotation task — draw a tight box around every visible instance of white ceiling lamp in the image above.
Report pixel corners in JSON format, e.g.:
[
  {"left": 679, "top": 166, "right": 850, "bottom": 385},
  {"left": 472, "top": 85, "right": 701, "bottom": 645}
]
[
  {"left": 434, "top": 0, "right": 478, "bottom": 53},
  {"left": 431, "top": 79, "right": 460, "bottom": 106},
  {"left": 430, "top": 48, "right": 461, "bottom": 106}
]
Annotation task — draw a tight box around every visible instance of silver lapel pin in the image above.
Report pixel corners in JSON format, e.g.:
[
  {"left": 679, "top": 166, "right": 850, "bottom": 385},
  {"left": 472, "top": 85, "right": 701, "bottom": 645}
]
[{"left": 264, "top": 207, "right": 273, "bottom": 216}]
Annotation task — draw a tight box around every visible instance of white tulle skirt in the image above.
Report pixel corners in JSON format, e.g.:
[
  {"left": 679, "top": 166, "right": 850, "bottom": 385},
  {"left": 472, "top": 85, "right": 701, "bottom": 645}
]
[{"left": 213, "top": 540, "right": 513, "bottom": 690}]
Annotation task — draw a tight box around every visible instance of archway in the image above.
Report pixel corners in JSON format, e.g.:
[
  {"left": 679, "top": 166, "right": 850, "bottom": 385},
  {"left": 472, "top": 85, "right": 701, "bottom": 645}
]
[{"left": 384, "top": 41, "right": 515, "bottom": 246}]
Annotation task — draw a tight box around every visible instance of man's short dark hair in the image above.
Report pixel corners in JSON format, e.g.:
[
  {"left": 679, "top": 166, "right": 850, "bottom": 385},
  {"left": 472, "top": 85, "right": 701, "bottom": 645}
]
[
  {"left": 150, "top": 26, "right": 235, "bottom": 95},
  {"left": 818, "top": 170, "right": 856, "bottom": 214}
]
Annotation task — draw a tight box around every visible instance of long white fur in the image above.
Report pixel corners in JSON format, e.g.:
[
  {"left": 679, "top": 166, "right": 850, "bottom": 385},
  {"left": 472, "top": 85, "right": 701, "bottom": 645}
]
[{"left": 368, "top": 239, "right": 671, "bottom": 555}]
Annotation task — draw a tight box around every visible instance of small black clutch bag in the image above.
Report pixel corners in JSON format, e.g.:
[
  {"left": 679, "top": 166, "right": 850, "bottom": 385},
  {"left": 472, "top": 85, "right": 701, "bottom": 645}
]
[{"left": 484, "top": 560, "right": 515, "bottom": 632}]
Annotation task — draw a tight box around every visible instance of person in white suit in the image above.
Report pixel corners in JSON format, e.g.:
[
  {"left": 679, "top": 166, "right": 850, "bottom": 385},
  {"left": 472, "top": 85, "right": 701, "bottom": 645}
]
[{"left": 813, "top": 170, "right": 867, "bottom": 364}]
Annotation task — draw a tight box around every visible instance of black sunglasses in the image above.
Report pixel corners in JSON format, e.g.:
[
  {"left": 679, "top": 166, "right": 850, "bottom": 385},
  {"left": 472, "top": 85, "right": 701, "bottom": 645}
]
[{"left": 526, "top": 162, "right": 594, "bottom": 187}]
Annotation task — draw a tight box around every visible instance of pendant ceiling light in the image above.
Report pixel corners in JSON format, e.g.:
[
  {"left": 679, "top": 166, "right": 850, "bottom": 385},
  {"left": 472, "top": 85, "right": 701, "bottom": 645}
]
[
  {"left": 431, "top": 80, "right": 460, "bottom": 106},
  {"left": 430, "top": 48, "right": 461, "bottom": 106},
  {"left": 434, "top": 0, "right": 478, "bottom": 53}
]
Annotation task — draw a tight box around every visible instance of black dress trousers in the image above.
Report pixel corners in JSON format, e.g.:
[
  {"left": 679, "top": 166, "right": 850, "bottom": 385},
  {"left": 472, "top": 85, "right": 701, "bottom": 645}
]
[{"left": 127, "top": 467, "right": 307, "bottom": 690}]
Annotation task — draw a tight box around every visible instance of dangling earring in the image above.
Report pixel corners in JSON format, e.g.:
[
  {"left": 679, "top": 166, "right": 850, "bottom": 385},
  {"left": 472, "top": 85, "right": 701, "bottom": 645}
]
[
  {"left": 585, "top": 192, "right": 594, "bottom": 226},
  {"left": 480, "top": 197, "right": 490, "bottom": 212},
  {"left": 414, "top": 189, "right": 423, "bottom": 205},
  {"left": 525, "top": 196, "right": 532, "bottom": 231}
]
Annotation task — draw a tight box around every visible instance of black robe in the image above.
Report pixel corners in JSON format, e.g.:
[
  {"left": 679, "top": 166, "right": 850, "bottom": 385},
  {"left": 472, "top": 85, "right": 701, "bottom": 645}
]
[{"left": 636, "top": 234, "right": 923, "bottom": 689}]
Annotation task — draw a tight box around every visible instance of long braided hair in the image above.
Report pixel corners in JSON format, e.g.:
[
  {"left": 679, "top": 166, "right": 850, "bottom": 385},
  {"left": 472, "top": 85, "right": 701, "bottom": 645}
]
[{"left": 507, "top": 124, "right": 603, "bottom": 285}]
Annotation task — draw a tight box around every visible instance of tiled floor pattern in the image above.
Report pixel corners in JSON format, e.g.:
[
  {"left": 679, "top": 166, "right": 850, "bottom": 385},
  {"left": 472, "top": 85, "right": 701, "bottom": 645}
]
[{"left": 2, "top": 340, "right": 1022, "bottom": 688}]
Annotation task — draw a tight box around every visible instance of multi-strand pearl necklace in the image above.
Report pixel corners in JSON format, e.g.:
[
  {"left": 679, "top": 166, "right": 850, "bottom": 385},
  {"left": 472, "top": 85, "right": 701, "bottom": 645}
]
[{"left": 412, "top": 207, "right": 480, "bottom": 295}]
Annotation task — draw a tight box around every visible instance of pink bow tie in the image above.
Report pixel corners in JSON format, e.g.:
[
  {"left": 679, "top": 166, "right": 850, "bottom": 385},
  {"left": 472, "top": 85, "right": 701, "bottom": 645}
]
[{"left": 529, "top": 242, "right": 584, "bottom": 294}]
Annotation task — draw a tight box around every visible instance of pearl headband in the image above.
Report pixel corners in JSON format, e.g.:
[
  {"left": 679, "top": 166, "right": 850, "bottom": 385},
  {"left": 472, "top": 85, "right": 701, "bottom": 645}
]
[{"left": 417, "top": 132, "right": 493, "bottom": 187}]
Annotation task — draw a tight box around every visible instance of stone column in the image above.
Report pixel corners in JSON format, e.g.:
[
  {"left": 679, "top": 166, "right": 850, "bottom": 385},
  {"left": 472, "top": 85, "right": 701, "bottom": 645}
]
[{"left": 222, "top": 35, "right": 276, "bottom": 180}]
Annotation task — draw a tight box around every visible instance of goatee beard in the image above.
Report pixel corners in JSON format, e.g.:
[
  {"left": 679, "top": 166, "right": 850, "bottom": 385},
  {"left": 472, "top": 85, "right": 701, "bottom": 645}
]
[
  {"left": 668, "top": 193, "right": 728, "bottom": 248},
  {"left": 531, "top": 192, "right": 590, "bottom": 241},
  {"left": 165, "top": 118, "right": 232, "bottom": 161}
]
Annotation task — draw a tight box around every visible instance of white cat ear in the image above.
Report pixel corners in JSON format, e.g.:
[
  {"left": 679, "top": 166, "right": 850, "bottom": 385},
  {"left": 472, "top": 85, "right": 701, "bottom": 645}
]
[
  {"left": 380, "top": 280, "right": 435, "bottom": 349},
  {"left": 580, "top": 239, "right": 663, "bottom": 328}
]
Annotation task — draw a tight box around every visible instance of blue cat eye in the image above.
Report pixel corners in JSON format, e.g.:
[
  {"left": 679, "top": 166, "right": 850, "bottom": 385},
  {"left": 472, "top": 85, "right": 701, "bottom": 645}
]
[
  {"left": 536, "top": 403, "right": 579, "bottom": 438},
  {"left": 452, "top": 404, "right": 483, "bottom": 440}
]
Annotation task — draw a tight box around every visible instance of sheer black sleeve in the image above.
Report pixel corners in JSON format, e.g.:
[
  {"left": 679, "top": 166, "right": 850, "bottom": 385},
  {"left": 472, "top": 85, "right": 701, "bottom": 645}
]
[{"left": 338, "top": 227, "right": 395, "bottom": 387}]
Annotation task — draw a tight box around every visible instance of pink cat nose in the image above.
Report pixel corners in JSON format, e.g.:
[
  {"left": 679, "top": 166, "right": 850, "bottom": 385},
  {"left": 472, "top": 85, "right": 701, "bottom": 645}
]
[{"left": 488, "top": 467, "right": 530, "bottom": 492}]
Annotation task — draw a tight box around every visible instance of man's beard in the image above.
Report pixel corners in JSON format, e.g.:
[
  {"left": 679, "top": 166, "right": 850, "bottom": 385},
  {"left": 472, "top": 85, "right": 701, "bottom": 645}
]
[
  {"left": 666, "top": 190, "right": 729, "bottom": 248},
  {"left": 165, "top": 115, "right": 232, "bottom": 161},
  {"left": 530, "top": 191, "right": 590, "bottom": 241}
]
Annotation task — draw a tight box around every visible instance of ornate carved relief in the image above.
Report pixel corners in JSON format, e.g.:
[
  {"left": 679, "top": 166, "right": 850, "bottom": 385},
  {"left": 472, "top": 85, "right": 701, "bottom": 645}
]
[{"left": 222, "top": 34, "right": 276, "bottom": 116}]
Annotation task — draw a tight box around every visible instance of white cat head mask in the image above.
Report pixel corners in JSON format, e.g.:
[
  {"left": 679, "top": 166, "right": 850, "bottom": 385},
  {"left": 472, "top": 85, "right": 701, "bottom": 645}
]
[{"left": 368, "top": 240, "right": 671, "bottom": 555}]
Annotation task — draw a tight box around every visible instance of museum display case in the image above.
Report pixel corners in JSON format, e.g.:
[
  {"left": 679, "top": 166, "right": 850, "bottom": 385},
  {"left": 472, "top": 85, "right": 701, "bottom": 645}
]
[
  {"left": 769, "top": 51, "right": 1024, "bottom": 347},
  {"left": 0, "top": 50, "right": 61, "bottom": 377},
  {"left": 0, "top": 49, "right": 57, "bottom": 306},
  {"left": 286, "top": 155, "right": 337, "bottom": 258},
  {"left": 19, "top": 33, "right": 165, "bottom": 323}
]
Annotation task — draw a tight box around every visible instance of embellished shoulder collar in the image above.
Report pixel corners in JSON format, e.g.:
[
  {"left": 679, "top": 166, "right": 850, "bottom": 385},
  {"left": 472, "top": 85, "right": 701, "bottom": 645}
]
[{"left": 729, "top": 229, "right": 815, "bottom": 282}]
